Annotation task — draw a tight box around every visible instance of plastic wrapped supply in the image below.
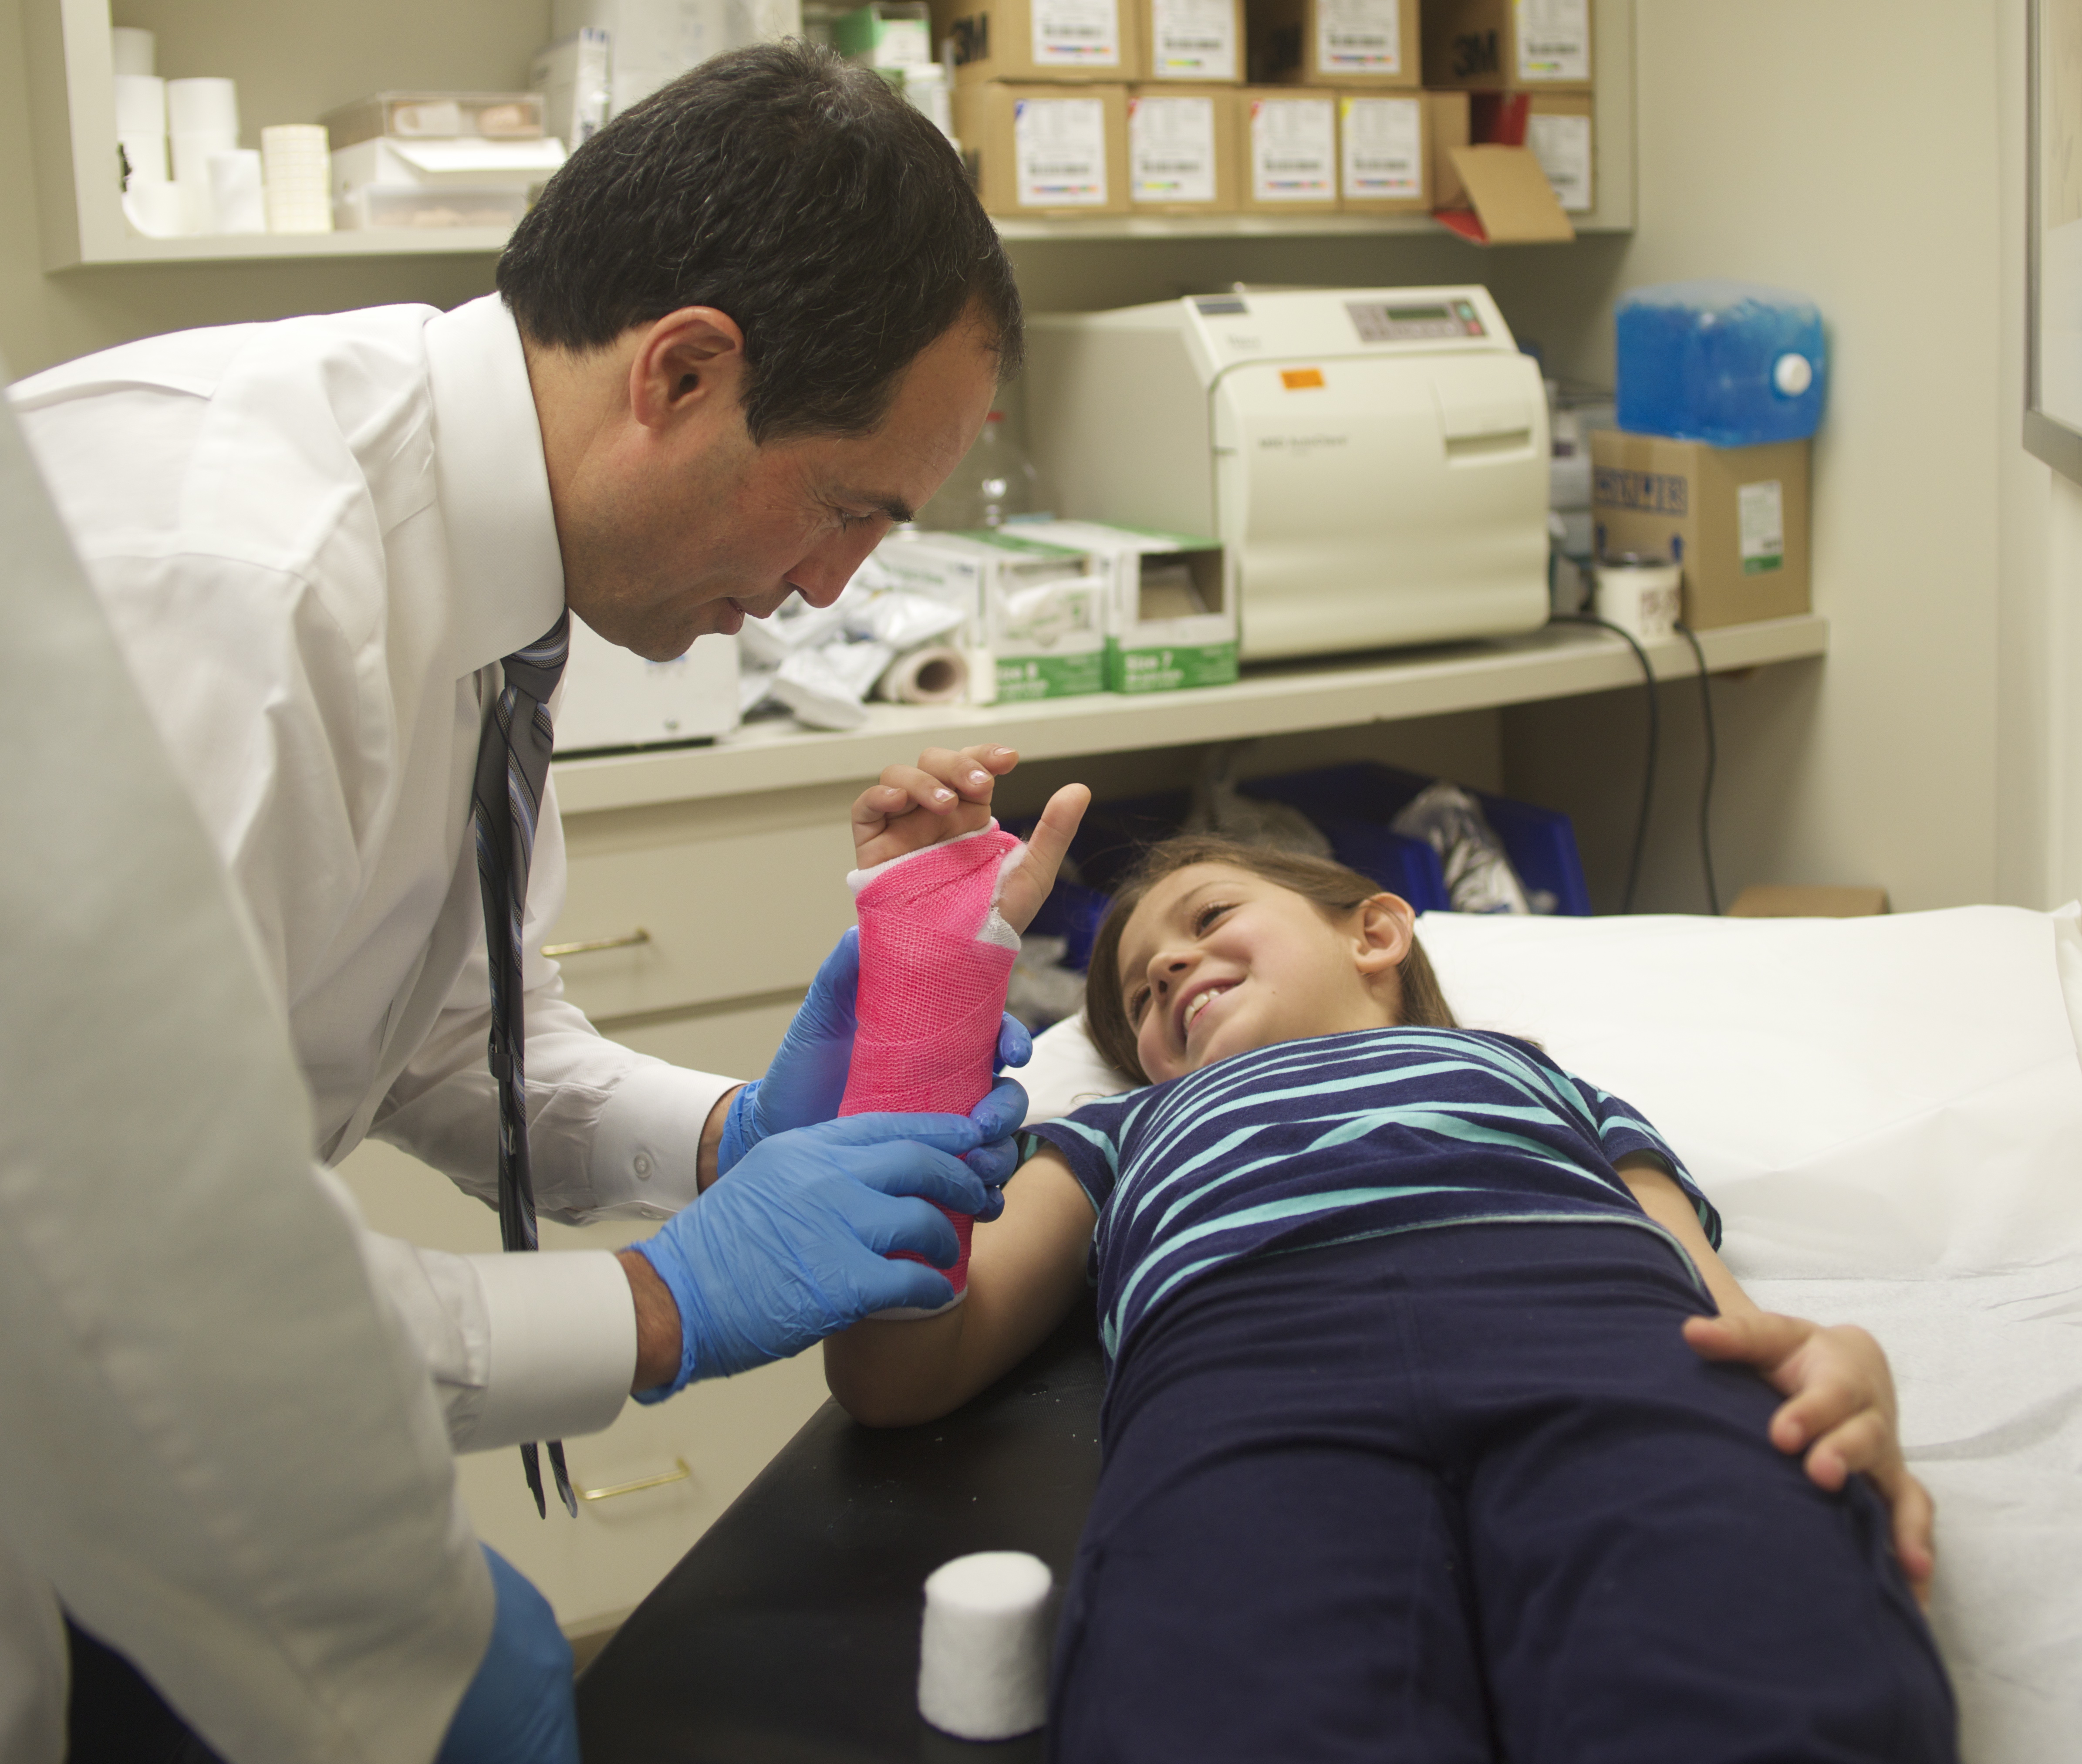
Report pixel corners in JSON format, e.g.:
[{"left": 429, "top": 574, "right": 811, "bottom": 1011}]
[
  {"left": 842, "top": 585, "right": 966, "bottom": 650},
  {"left": 317, "top": 91, "right": 545, "bottom": 149},
  {"left": 1389, "top": 783, "right": 1553, "bottom": 915},
  {"left": 769, "top": 640, "right": 896, "bottom": 730},
  {"left": 1616, "top": 280, "right": 1827, "bottom": 448},
  {"left": 734, "top": 590, "right": 848, "bottom": 667}
]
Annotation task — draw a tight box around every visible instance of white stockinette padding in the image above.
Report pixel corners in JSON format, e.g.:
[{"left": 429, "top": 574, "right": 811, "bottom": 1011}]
[
  {"left": 917, "top": 1551, "right": 1054, "bottom": 1741},
  {"left": 1016, "top": 905, "right": 2082, "bottom": 1763}
]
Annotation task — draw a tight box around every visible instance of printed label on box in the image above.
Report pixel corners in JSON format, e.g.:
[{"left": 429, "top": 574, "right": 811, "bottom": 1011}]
[
  {"left": 1525, "top": 112, "right": 1591, "bottom": 210},
  {"left": 1015, "top": 98, "right": 1110, "bottom": 206},
  {"left": 1738, "top": 480, "right": 1785, "bottom": 574},
  {"left": 1033, "top": 0, "right": 1122, "bottom": 65},
  {"left": 1340, "top": 95, "right": 1422, "bottom": 199},
  {"left": 1130, "top": 95, "right": 1218, "bottom": 203},
  {"left": 1515, "top": 0, "right": 1589, "bottom": 81},
  {"left": 1594, "top": 466, "right": 1688, "bottom": 516},
  {"left": 1149, "top": 0, "right": 1238, "bottom": 79},
  {"left": 997, "top": 653, "right": 1107, "bottom": 699},
  {"left": 1316, "top": 0, "right": 1401, "bottom": 74},
  {"left": 1107, "top": 639, "right": 1241, "bottom": 692},
  {"left": 1250, "top": 98, "right": 1336, "bottom": 201}
]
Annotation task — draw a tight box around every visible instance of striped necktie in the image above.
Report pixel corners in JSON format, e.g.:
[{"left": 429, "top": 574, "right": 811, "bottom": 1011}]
[{"left": 472, "top": 610, "right": 577, "bottom": 1519}]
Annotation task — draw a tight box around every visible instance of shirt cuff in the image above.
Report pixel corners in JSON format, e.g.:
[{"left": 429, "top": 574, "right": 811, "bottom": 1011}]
[
  {"left": 588, "top": 1058, "right": 742, "bottom": 1217},
  {"left": 462, "top": 1250, "right": 635, "bottom": 1451}
]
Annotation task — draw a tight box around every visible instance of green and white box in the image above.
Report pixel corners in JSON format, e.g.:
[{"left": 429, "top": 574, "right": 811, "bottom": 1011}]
[
  {"left": 871, "top": 528, "right": 1108, "bottom": 702},
  {"left": 1017, "top": 520, "right": 1235, "bottom": 693}
]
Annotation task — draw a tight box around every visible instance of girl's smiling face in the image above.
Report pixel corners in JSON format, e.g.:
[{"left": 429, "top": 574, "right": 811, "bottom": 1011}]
[{"left": 1115, "top": 862, "right": 1416, "bottom": 1084}]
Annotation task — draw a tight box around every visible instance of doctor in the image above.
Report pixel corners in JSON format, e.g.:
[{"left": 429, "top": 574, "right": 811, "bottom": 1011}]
[{"left": 10, "top": 36, "right": 1025, "bottom": 1522}]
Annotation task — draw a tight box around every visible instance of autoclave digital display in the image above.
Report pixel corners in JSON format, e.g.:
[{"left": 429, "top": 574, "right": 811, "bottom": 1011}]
[{"left": 1346, "top": 300, "right": 1487, "bottom": 342}]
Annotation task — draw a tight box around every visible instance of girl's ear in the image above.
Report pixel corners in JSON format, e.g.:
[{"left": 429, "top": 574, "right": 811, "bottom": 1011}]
[{"left": 1352, "top": 893, "right": 1415, "bottom": 977}]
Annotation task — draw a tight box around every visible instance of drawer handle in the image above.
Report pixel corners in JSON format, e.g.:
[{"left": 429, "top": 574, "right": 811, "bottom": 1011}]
[
  {"left": 574, "top": 1457, "right": 691, "bottom": 1504},
  {"left": 541, "top": 928, "right": 652, "bottom": 958}
]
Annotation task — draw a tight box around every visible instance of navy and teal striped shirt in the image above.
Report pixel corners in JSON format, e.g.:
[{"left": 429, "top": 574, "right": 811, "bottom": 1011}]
[{"left": 1026, "top": 1027, "right": 1720, "bottom": 1366}]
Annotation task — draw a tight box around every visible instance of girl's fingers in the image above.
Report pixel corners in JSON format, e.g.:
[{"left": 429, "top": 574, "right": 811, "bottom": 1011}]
[{"left": 1001, "top": 784, "right": 1092, "bottom": 933}]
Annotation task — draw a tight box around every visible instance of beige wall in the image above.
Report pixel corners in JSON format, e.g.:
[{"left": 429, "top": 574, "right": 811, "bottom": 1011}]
[{"left": 1505, "top": 1, "right": 2007, "bottom": 913}]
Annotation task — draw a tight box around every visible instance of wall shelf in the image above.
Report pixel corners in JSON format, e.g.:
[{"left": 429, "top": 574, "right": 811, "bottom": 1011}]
[{"left": 553, "top": 612, "right": 1826, "bottom": 816}]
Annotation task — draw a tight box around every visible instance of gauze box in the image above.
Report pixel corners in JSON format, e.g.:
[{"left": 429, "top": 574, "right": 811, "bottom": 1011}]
[
  {"left": 872, "top": 529, "right": 1108, "bottom": 702},
  {"left": 1013, "top": 520, "right": 1235, "bottom": 693}
]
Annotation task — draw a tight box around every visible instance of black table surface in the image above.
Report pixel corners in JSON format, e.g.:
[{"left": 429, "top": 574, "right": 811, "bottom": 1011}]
[{"left": 576, "top": 1302, "right": 1106, "bottom": 1763}]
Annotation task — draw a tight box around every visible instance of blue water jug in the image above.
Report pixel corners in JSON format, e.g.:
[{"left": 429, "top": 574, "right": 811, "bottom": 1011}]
[{"left": 1615, "top": 280, "right": 1827, "bottom": 447}]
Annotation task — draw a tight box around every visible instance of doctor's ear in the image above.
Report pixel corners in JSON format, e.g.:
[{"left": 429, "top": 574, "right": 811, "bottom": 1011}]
[
  {"left": 1352, "top": 893, "right": 1416, "bottom": 974},
  {"left": 628, "top": 306, "right": 748, "bottom": 429}
]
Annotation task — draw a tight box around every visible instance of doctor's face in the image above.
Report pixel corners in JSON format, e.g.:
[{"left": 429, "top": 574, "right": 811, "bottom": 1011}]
[{"left": 549, "top": 306, "right": 999, "bottom": 662}]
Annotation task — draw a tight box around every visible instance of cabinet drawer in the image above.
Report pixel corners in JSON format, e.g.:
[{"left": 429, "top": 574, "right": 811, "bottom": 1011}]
[{"left": 549, "top": 782, "right": 860, "bottom": 1021}]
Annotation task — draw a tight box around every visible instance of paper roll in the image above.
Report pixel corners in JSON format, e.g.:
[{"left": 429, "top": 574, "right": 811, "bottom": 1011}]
[
  {"left": 112, "top": 74, "right": 165, "bottom": 136},
  {"left": 121, "top": 179, "right": 185, "bottom": 238},
  {"left": 917, "top": 1551, "right": 1053, "bottom": 1742},
  {"left": 166, "top": 77, "right": 238, "bottom": 136},
  {"left": 111, "top": 27, "right": 155, "bottom": 77},
  {"left": 209, "top": 150, "right": 266, "bottom": 234},
  {"left": 875, "top": 645, "right": 968, "bottom": 706},
  {"left": 119, "top": 134, "right": 169, "bottom": 186}
]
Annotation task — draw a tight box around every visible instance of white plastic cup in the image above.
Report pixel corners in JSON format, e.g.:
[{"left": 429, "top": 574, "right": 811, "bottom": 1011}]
[
  {"left": 112, "top": 73, "right": 165, "bottom": 136},
  {"left": 261, "top": 125, "right": 333, "bottom": 234},
  {"left": 1593, "top": 559, "right": 1683, "bottom": 643},
  {"left": 209, "top": 149, "right": 266, "bottom": 234},
  {"left": 111, "top": 26, "right": 155, "bottom": 77},
  {"left": 166, "top": 77, "right": 238, "bottom": 137}
]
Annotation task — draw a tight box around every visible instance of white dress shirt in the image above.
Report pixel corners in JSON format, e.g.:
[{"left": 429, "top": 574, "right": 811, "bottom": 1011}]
[
  {"left": 11, "top": 295, "right": 740, "bottom": 1451},
  {"left": 0, "top": 390, "right": 491, "bottom": 1763}
]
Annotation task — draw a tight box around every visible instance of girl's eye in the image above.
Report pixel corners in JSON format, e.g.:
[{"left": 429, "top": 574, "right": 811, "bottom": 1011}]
[
  {"left": 1128, "top": 986, "right": 1150, "bottom": 1025},
  {"left": 1193, "top": 902, "right": 1231, "bottom": 934}
]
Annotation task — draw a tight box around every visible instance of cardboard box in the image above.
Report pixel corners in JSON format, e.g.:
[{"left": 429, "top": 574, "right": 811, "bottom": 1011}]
[
  {"left": 938, "top": 0, "right": 1141, "bottom": 82},
  {"left": 1249, "top": 0, "right": 1418, "bottom": 85},
  {"left": 1338, "top": 88, "right": 1427, "bottom": 211},
  {"left": 1427, "top": 84, "right": 1468, "bottom": 205},
  {"left": 1589, "top": 432, "right": 1812, "bottom": 631},
  {"left": 953, "top": 82, "right": 1132, "bottom": 214},
  {"left": 1729, "top": 885, "right": 1890, "bottom": 919},
  {"left": 1127, "top": 84, "right": 1239, "bottom": 210},
  {"left": 1469, "top": 88, "right": 1591, "bottom": 210},
  {"left": 1238, "top": 87, "right": 1338, "bottom": 210},
  {"left": 1421, "top": 0, "right": 1593, "bottom": 90},
  {"left": 1016, "top": 520, "right": 1237, "bottom": 691},
  {"left": 1138, "top": 0, "right": 1245, "bottom": 81},
  {"left": 833, "top": 1, "right": 935, "bottom": 68},
  {"left": 872, "top": 529, "right": 1110, "bottom": 700}
]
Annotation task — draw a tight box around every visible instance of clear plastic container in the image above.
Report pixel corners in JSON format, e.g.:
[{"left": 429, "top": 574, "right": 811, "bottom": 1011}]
[
  {"left": 1615, "top": 280, "right": 1826, "bottom": 448},
  {"left": 334, "top": 185, "right": 529, "bottom": 231},
  {"left": 920, "top": 411, "right": 1039, "bottom": 529},
  {"left": 319, "top": 91, "right": 545, "bottom": 149}
]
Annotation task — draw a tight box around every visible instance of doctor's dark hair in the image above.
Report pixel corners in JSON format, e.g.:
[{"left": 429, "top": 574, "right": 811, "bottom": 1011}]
[
  {"left": 1082, "top": 835, "right": 1457, "bottom": 1085},
  {"left": 496, "top": 41, "right": 1022, "bottom": 446}
]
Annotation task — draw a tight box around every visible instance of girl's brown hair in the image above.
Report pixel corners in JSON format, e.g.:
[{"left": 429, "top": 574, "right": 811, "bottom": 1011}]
[{"left": 1082, "top": 834, "right": 1458, "bottom": 1084}]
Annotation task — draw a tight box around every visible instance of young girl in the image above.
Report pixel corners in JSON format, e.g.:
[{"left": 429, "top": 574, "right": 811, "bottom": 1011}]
[{"left": 830, "top": 759, "right": 1951, "bottom": 1763}]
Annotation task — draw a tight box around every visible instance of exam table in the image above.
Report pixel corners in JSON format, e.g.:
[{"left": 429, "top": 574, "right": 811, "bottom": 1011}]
[{"left": 577, "top": 1303, "right": 1105, "bottom": 1761}]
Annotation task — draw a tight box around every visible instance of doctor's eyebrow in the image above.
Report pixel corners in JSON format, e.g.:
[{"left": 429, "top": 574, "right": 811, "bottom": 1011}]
[{"left": 838, "top": 490, "right": 914, "bottom": 524}]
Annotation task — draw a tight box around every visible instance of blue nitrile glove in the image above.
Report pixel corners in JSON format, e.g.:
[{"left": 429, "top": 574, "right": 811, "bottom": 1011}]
[
  {"left": 719, "top": 926, "right": 1036, "bottom": 1176},
  {"left": 634, "top": 1112, "right": 1005, "bottom": 1398},
  {"left": 437, "top": 1547, "right": 577, "bottom": 1764}
]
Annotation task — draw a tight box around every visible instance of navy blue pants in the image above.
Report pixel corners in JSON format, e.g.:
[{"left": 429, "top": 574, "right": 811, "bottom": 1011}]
[{"left": 1048, "top": 1223, "right": 1956, "bottom": 1763}]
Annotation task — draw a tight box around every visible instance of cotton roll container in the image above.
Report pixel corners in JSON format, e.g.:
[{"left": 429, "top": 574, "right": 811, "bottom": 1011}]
[
  {"left": 261, "top": 125, "right": 333, "bottom": 234},
  {"left": 874, "top": 644, "right": 968, "bottom": 706},
  {"left": 110, "top": 26, "right": 155, "bottom": 75},
  {"left": 917, "top": 1551, "right": 1054, "bottom": 1740},
  {"left": 165, "top": 77, "right": 237, "bottom": 136},
  {"left": 209, "top": 149, "right": 266, "bottom": 234}
]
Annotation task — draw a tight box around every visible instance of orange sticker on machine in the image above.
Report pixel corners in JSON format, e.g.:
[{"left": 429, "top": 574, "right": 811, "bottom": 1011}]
[{"left": 1280, "top": 367, "right": 1326, "bottom": 389}]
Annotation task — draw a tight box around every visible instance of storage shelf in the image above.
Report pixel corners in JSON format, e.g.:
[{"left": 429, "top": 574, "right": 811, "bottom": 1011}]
[
  {"left": 553, "top": 612, "right": 1827, "bottom": 815},
  {"left": 993, "top": 213, "right": 1626, "bottom": 243},
  {"left": 56, "top": 226, "right": 519, "bottom": 267}
]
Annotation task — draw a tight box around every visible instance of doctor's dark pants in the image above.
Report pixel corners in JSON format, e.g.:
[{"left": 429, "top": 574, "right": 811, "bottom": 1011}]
[{"left": 1047, "top": 1223, "right": 1957, "bottom": 1764}]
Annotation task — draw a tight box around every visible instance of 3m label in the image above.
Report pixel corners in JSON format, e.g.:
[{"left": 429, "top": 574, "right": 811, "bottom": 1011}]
[
  {"left": 1340, "top": 95, "right": 1423, "bottom": 199},
  {"left": 1015, "top": 98, "right": 1109, "bottom": 206},
  {"left": 1250, "top": 98, "right": 1335, "bottom": 202},
  {"left": 1280, "top": 367, "right": 1326, "bottom": 389},
  {"left": 1594, "top": 466, "right": 1688, "bottom": 516},
  {"left": 1149, "top": 0, "right": 1238, "bottom": 79},
  {"left": 996, "top": 652, "right": 1107, "bottom": 699},
  {"left": 1130, "top": 95, "right": 1218, "bottom": 203},
  {"left": 1106, "top": 639, "right": 1241, "bottom": 692},
  {"left": 1033, "top": 0, "right": 1121, "bottom": 65},
  {"left": 1526, "top": 112, "right": 1591, "bottom": 210},
  {"left": 1738, "top": 480, "right": 1785, "bottom": 574},
  {"left": 1515, "top": 0, "right": 1589, "bottom": 81},
  {"left": 1316, "top": 0, "right": 1400, "bottom": 73}
]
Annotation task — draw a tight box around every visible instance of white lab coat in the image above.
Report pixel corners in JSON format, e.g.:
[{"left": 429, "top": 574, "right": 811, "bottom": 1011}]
[
  {"left": 9, "top": 295, "right": 742, "bottom": 1454},
  {"left": 0, "top": 386, "right": 492, "bottom": 1761}
]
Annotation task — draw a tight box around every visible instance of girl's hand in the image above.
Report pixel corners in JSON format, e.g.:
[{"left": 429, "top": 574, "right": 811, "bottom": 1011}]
[
  {"left": 1684, "top": 1311, "right": 1936, "bottom": 1607},
  {"left": 849, "top": 745, "right": 1090, "bottom": 933}
]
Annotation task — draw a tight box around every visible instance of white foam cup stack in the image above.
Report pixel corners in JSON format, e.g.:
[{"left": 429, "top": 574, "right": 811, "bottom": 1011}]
[
  {"left": 916, "top": 1551, "right": 1054, "bottom": 1741},
  {"left": 261, "top": 125, "right": 332, "bottom": 234},
  {"left": 110, "top": 26, "right": 155, "bottom": 77}
]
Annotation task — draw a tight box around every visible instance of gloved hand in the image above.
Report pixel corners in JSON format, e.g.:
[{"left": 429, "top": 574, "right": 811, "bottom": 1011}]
[
  {"left": 634, "top": 1112, "right": 1005, "bottom": 1396},
  {"left": 720, "top": 928, "right": 1034, "bottom": 1175},
  {"left": 436, "top": 1547, "right": 577, "bottom": 1764}
]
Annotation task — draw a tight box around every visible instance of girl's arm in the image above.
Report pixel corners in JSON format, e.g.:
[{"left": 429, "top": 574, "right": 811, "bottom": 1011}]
[
  {"left": 824, "top": 1145, "right": 1097, "bottom": 1428},
  {"left": 1616, "top": 1154, "right": 1936, "bottom": 1605}
]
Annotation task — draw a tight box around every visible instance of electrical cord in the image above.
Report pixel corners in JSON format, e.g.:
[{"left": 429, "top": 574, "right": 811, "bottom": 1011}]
[
  {"left": 1549, "top": 609, "right": 1657, "bottom": 915},
  {"left": 1673, "top": 621, "right": 1721, "bottom": 915}
]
